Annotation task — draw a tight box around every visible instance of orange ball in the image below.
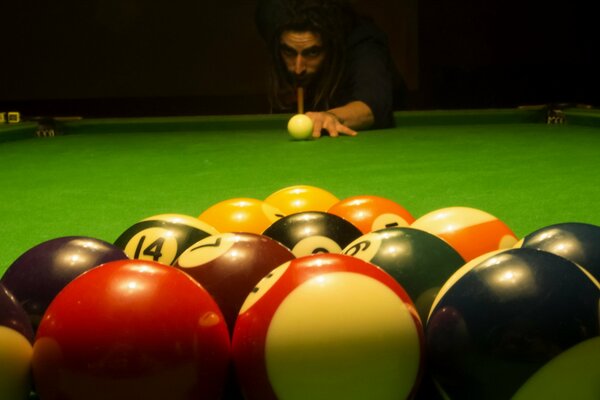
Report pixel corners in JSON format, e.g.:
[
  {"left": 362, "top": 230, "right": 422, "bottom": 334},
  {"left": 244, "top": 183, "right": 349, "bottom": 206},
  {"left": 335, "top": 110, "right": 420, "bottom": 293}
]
[
  {"left": 199, "top": 198, "right": 283, "bottom": 234},
  {"left": 264, "top": 185, "right": 339, "bottom": 215},
  {"left": 411, "top": 206, "right": 518, "bottom": 262},
  {"left": 328, "top": 195, "right": 415, "bottom": 234}
]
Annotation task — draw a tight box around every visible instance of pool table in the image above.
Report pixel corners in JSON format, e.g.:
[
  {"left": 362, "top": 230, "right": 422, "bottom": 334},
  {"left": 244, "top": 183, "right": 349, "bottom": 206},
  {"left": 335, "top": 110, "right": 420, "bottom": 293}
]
[
  {"left": 2, "top": 106, "right": 600, "bottom": 275},
  {"left": 1, "top": 106, "right": 600, "bottom": 399}
]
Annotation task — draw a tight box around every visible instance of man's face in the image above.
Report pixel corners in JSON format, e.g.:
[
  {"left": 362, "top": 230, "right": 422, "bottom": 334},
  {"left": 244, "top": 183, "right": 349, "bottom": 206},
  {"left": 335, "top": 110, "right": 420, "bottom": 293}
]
[{"left": 279, "top": 30, "right": 325, "bottom": 85}]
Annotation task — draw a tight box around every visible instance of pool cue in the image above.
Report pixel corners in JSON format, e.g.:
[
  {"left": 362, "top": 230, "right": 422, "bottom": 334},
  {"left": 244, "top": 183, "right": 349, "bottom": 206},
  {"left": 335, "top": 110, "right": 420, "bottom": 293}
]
[{"left": 297, "top": 86, "right": 304, "bottom": 114}]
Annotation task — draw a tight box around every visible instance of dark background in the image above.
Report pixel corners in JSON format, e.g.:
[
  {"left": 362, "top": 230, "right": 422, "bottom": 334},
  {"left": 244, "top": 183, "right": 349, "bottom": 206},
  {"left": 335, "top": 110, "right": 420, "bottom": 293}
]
[{"left": 1, "top": 0, "right": 597, "bottom": 118}]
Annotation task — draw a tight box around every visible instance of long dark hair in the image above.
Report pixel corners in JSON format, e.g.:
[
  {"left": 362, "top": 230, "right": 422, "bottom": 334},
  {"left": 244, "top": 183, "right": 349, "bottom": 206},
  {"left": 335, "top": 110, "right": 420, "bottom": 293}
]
[{"left": 256, "top": 0, "right": 356, "bottom": 112}]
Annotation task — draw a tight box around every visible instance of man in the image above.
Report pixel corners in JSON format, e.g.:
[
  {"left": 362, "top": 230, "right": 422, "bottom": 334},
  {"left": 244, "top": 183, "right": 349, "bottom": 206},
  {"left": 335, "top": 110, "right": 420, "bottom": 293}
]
[{"left": 255, "top": 0, "right": 406, "bottom": 138}]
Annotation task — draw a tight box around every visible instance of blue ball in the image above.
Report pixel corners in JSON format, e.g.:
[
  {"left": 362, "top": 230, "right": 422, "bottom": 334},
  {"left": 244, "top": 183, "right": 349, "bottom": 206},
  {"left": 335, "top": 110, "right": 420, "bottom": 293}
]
[
  {"left": 426, "top": 247, "right": 600, "bottom": 400},
  {"left": 519, "top": 222, "right": 600, "bottom": 282}
]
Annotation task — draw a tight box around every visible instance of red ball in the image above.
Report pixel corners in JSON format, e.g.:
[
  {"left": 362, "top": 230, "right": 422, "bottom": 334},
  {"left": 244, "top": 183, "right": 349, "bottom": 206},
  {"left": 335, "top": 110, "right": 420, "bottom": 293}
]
[
  {"left": 232, "top": 253, "right": 424, "bottom": 400},
  {"left": 32, "top": 260, "right": 231, "bottom": 400},
  {"left": 328, "top": 195, "right": 415, "bottom": 234},
  {"left": 411, "top": 206, "right": 518, "bottom": 261},
  {"left": 174, "top": 232, "right": 295, "bottom": 333}
]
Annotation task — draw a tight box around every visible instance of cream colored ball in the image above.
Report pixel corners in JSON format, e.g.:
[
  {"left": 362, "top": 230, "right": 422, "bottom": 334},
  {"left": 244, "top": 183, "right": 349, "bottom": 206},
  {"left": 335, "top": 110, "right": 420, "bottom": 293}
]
[{"left": 287, "top": 114, "right": 314, "bottom": 140}]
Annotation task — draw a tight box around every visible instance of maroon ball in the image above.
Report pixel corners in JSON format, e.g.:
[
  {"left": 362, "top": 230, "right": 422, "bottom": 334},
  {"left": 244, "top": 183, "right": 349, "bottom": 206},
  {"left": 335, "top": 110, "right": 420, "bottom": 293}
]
[
  {"left": 1, "top": 236, "right": 128, "bottom": 330},
  {"left": 174, "top": 232, "right": 295, "bottom": 333}
]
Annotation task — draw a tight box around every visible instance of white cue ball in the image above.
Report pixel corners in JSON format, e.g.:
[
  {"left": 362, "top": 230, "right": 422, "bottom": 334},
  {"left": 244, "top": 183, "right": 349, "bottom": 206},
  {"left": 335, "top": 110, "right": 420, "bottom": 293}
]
[{"left": 287, "top": 114, "right": 314, "bottom": 140}]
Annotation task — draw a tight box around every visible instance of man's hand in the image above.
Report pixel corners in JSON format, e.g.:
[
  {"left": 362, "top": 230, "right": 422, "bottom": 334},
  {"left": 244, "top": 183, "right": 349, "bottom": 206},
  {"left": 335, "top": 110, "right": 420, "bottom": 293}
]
[{"left": 306, "top": 111, "right": 358, "bottom": 138}]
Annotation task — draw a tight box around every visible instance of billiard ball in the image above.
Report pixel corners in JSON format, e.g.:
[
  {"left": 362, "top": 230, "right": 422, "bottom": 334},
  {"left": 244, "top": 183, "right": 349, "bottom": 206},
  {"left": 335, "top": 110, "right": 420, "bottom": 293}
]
[
  {"left": 511, "top": 336, "right": 600, "bottom": 400},
  {"left": 114, "top": 219, "right": 213, "bottom": 266},
  {"left": 264, "top": 184, "right": 339, "bottom": 215},
  {"left": 142, "top": 213, "right": 219, "bottom": 235},
  {"left": 0, "top": 326, "right": 33, "bottom": 400},
  {"left": 1, "top": 236, "right": 128, "bottom": 330},
  {"left": 262, "top": 211, "right": 363, "bottom": 257},
  {"left": 174, "top": 232, "right": 295, "bottom": 333},
  {"left": 287, "top": 114, "right": 313, "bottom": 140},
  {"left": 0, "top": 283, "right": 34, "bottom": 343},
  {"left": 516, "top": 222, "right": 600, "bottom": 282},
  {"left": 426, "top": 249, "right": 507, "bottom": 321},
  {"left": 0, "top": 284, "right": 34, "bottom": 400},
  {"left": 328, "top": 194, "right": 415, "bottom": 234},
  {"left": 426, "top": 248, "right": 600, "bottom": 400},
  {"left": 232, "top": 253, "right": 424, "bottom": 400},
  {"left": 198, "top": 197, "right": 284, "bottom": 234},
  {"left": 410, "top": 250, "right": 506, "bottom": 400},
  {"left": 32, "top": 259, "right": 231, "bottom": 400},
  {"left": 342, "top": 227, "right": 465, "bottom": 322},
  {"left": 411, "top": 206, "right": 518, "bottom": 261}
]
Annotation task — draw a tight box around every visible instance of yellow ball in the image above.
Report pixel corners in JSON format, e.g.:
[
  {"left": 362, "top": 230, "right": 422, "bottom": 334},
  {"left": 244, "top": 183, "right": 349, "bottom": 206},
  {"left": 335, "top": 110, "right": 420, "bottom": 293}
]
[
  {"left": 0, "top": 327, "right": 33, "bottom": 399},
  {"left": 287, "top": 114, "right": 313, "bottom": 140},
  {"left": 265, "top": 184, "right": 339, "bottom": 215}
]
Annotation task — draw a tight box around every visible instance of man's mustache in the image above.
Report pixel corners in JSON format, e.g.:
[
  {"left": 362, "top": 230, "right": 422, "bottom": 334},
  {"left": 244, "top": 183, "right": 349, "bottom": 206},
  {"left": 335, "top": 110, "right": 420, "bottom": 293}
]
[{"left": 290, "top": 72, "right": 316, "bottom": 86}]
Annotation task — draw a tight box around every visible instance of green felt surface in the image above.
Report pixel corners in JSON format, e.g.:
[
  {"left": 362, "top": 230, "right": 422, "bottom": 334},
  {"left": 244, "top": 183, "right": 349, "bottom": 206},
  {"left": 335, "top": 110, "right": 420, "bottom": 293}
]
[{"left": 2, "top": 108, "right": 600, "bottom": 275}]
